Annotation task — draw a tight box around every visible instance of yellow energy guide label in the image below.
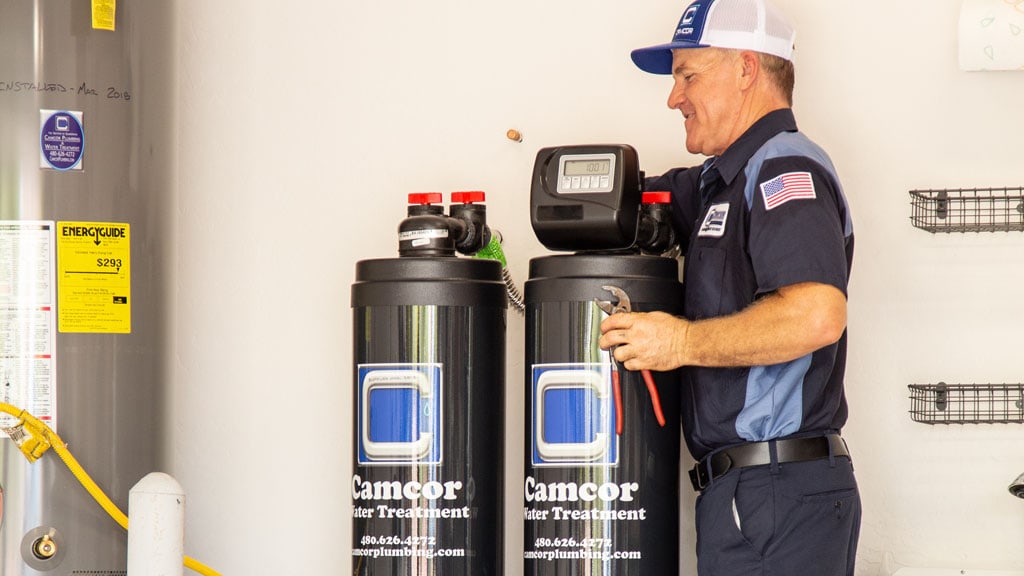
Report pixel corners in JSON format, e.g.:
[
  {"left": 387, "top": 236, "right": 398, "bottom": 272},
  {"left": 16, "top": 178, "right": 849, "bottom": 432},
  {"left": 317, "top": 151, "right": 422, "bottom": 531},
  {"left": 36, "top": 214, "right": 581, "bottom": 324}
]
[{"left": 57, "top": 222, "right": 131, "bottom": 333}]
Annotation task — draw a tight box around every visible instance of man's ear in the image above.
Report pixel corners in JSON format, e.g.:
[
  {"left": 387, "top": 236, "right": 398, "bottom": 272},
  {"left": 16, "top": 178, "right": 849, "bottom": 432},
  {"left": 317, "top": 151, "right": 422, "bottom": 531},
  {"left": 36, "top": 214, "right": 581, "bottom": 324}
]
[
  {"left": 738, "top": 50, "right": 760, "bottom": 89},
  {"left": 741, "top": 51, "right": 759, "bottom": 77}
]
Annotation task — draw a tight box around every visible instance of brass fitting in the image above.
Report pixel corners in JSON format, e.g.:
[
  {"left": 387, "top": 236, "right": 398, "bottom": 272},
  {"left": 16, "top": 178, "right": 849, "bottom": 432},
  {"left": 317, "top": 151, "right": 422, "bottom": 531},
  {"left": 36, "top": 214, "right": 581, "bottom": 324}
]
[{"left": 32, "top": 534, "right": 57, "bottom": 560}]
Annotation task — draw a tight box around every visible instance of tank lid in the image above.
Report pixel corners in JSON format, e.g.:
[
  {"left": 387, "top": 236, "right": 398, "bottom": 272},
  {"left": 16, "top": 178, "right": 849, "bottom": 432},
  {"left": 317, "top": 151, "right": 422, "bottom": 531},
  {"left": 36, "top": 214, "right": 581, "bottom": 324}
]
[
  {"left": 357, "top": 257, "right": 502, "bottom": 282},
  {"left": 528, "top": 254, "right": 678, "bottom": 281},
  {"left": 353, "top": 257, "right": 506, "bottom": 308}
]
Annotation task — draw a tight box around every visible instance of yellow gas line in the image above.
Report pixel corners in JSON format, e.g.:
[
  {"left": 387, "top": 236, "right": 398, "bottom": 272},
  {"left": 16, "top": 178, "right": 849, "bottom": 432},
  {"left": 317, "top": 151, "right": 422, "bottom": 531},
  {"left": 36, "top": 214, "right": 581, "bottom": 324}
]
[{"left": 0, "top": 402, "right": 221, "bottom": 576}]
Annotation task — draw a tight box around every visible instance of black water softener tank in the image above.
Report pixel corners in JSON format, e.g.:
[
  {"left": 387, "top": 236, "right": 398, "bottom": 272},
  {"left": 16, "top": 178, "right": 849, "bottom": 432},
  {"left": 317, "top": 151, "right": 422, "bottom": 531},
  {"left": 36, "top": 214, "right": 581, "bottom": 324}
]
[
  {"left": 523, "top": 145, "right": 682, "bottom": 575},
  {"left": 351, "top": 192, "right": 506, "bottom": 576}
]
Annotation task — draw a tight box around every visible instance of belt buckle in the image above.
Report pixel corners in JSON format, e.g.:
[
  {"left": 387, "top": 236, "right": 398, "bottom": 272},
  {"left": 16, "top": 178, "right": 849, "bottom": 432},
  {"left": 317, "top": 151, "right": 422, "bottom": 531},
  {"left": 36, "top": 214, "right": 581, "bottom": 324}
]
[
  {"left": 689, "top": 460, "right": 711, "bottom": 491},
  {"left": 690, "top": 450, "right": 738, "bottom": 491}
]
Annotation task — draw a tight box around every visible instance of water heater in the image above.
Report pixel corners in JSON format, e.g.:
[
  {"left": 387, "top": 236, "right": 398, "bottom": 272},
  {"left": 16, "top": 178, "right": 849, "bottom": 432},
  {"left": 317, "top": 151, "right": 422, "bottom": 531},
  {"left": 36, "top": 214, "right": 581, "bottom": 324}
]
[{"left": 1, "top": 3, "right": 167, "bottom": 574}]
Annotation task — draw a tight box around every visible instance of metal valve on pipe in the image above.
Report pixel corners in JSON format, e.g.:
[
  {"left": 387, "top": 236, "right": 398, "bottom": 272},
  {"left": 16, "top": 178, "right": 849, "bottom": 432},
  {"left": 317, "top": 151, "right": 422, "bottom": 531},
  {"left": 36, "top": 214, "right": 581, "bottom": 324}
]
[{"left": 398, "top": 191, "right": 492, "bottom": 257}]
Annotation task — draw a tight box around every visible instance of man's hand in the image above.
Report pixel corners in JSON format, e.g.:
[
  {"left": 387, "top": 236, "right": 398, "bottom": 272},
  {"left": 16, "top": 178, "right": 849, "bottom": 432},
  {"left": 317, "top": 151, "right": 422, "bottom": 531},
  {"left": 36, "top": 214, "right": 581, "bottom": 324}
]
[{"left": 599, "top": 311, "right": 690, "bottom": 372}]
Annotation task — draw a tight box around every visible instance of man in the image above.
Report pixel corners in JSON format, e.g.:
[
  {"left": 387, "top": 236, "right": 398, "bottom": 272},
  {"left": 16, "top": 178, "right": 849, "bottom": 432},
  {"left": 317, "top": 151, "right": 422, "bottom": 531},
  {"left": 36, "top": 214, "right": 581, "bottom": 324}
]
[{"left": 599, "top": 1, "right": 860, "bottom": 575}]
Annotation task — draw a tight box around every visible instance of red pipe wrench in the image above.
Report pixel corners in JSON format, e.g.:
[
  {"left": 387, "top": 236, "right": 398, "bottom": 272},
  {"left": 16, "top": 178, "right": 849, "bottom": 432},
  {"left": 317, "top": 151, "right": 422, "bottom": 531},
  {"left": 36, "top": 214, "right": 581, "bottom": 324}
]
[{"left": 595, "top": 285, "right": 667, "bottom": 434}]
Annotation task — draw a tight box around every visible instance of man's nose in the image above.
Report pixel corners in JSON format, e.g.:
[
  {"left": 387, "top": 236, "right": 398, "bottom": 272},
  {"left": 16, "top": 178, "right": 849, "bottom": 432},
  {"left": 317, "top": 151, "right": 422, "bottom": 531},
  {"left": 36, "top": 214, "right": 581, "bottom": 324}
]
[{"left": 667, "top": 81, "right": 685, "bottom": 110}]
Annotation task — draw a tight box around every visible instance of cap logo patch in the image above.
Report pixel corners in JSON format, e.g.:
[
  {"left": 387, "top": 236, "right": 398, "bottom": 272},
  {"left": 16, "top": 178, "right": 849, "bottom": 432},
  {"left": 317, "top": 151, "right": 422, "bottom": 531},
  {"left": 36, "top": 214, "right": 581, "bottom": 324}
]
[
  {"left": 673, "top": 2, "right": 710, "bottom": 42},
  {"left": 682, "top": 5, "right": 699, "bottom": 24},
  {"left": 760, "top": 171, "right": 816, "bottom": 211}
]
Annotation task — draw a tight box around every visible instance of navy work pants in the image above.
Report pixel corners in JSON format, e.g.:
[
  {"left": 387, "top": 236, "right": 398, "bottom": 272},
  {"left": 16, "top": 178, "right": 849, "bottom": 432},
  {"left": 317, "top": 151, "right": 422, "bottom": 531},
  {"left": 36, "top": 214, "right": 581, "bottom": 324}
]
[{"left": 694, "top": 453, "right": 860, "bottom": 576}]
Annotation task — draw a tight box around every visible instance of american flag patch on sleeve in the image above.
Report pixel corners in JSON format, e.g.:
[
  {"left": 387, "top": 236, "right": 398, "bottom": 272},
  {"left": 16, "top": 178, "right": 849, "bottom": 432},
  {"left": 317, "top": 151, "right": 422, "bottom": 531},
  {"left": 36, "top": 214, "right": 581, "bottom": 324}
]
[{"left": 759, "top": 171, "right": 816, "bottom": 210}]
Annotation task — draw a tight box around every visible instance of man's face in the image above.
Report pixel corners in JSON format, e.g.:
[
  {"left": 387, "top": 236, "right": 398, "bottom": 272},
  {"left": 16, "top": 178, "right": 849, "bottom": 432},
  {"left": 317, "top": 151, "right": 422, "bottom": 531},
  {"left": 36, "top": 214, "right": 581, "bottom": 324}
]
[{"left": 667, "top": 48, "right": 744, "bottom": 157}]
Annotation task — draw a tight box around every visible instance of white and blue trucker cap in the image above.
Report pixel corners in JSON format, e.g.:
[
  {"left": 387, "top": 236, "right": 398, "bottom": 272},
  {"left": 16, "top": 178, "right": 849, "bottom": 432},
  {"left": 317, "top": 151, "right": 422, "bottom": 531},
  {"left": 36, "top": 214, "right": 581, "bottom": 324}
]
[{"left": 631, "top": 0, "right": 796, "bottom": 75}]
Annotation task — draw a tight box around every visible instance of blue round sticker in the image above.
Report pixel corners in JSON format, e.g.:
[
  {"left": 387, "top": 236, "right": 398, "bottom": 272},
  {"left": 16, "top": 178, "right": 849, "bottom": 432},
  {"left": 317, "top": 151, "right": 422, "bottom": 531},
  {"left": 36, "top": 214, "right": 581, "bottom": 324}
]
[{"left": 40, "top": 111, "right": 85, "bottom": 171}]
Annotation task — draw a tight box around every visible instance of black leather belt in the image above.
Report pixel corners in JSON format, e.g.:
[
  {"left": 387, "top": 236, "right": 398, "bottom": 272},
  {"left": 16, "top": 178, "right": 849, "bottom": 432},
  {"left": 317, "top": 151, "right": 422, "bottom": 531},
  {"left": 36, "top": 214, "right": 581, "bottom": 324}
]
[{"left": 689, "top": 434, "right": 850, "bottom": 491}]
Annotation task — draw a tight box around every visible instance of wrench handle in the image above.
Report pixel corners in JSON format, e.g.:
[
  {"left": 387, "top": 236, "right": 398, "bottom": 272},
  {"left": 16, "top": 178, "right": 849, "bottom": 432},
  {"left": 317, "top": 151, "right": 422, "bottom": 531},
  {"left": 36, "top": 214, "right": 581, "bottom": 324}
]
[
  {"left": 611, "top": 370, "right": 624, "bottom": 435},
  {"left": 640, "top": 369, "right": 666, "bottom": 427}
]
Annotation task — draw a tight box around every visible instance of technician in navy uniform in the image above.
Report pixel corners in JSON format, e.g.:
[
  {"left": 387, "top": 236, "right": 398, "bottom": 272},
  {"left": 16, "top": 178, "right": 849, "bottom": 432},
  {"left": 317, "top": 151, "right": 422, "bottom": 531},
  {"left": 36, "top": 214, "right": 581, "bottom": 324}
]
[{"left": 599, "top": 1, "right": 860, "bottom": 575}]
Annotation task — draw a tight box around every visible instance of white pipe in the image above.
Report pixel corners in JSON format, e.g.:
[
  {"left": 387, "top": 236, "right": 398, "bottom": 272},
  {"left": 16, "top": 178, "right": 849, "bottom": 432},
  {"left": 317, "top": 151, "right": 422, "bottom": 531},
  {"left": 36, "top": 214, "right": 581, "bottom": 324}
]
[{"left": 127, "top": 472, "right": 185, "bottom": 576}]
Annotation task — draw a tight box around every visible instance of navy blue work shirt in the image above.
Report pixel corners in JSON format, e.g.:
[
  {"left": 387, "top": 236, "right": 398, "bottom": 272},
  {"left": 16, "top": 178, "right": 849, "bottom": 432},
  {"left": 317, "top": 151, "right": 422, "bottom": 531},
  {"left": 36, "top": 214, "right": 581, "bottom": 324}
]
[{"left": 646, "top": 108, "right": 854, "bottom": 461}]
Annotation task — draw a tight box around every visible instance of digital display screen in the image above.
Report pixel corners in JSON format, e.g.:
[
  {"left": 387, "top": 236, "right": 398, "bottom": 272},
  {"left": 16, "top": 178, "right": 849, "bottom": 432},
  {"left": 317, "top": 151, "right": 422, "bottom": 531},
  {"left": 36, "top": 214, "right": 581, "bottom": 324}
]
[{"left": 563, "top": 158, "right": 611, "bottom": 177}]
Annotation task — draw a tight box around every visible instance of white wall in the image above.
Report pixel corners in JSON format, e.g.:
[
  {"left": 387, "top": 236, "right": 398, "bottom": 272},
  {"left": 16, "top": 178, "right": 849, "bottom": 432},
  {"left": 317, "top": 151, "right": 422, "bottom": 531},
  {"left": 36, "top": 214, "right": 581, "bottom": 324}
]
[{"left": 167, "top": 0, "right": 1024, "bottom": 574}]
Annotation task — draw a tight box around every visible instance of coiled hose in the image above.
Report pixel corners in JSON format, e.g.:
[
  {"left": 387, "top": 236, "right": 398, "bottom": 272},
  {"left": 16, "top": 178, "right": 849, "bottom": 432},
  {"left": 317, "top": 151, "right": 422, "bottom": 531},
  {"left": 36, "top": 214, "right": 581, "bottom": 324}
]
[
  {"left": 474, "top": 231, "right": 525, "bottom": 314},
  {"left": 0, "top": 402, "right": 221, "bottom": 576}
]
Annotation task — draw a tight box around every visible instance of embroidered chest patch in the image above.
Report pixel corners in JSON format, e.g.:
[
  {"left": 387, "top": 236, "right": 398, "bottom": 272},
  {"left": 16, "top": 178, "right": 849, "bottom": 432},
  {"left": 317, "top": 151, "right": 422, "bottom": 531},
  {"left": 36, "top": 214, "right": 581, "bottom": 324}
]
[
  {"left": 759, "top": 171, "right": 816, "bottom": 210},
  {"left": 698, "top": 202, "right": 730, "bottom": 237}
]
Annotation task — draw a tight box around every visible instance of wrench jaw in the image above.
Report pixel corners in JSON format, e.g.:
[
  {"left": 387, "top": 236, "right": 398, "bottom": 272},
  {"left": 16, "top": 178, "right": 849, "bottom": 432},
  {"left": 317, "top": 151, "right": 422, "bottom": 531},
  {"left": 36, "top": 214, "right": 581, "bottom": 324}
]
[
  {"left": 594, "top": 284, "right": 668, "bottom": 430},
  {"left": 594, "top": 291, "right": 621, "bottom": 434},
  {"left": 595, "top": 285, "right": 632, "bottom": 435},
  {"left": 595, "top": 283, "right": 631, "bottom": 369},
  {"left": 599, "top": 285, "right": 631, "bottom": 314}
]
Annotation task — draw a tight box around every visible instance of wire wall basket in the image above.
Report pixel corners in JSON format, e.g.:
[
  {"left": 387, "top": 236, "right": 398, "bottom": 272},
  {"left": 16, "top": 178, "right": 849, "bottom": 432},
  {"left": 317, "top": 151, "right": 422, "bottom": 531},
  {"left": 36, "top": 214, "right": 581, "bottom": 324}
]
[
  {"left": 909, "top": 188, "right": 1024, "bottom": 233},
  {"left": 908, "top": 383, "right": 1024, "bottom": 424}
]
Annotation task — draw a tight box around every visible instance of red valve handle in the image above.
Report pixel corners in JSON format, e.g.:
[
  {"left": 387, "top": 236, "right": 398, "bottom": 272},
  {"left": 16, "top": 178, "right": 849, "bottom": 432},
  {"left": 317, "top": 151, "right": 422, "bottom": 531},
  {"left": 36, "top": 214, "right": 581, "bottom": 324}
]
[
  {"left": 408, "top": 192, "right": 443, "bottom": 205},
  {"left": 451, "top": 191, "right": 486, "bottom": 204},
  {"left": 642, "top": 191, "right": 671, "bottom": 204}
]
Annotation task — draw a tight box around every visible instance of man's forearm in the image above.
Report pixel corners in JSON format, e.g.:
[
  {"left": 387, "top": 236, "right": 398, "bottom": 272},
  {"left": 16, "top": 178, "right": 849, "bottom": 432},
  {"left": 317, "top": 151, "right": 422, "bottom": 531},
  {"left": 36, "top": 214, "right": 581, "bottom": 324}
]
[{"left": 681, "top": 282, "right": 847, "bottom": 368}]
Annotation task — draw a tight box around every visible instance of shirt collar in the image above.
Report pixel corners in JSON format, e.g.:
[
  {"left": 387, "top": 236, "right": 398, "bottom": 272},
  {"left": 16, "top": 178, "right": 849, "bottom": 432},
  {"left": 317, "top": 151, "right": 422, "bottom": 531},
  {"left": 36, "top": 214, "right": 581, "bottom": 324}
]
[{"left": 709, "top": 108, "right": 798, "bottom": 186}]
